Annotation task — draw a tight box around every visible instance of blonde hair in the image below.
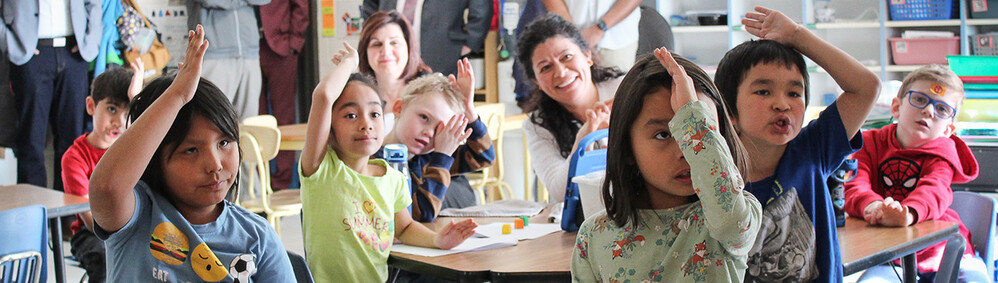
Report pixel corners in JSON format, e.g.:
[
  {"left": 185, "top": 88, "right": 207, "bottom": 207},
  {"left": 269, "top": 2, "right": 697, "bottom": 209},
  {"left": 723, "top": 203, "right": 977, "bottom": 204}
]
[
  {"left": 400, "top": 73, "right": 466, "bottom": 113},
  {"left": 897, "top": 64, "right": 965, "bottom": 104}
]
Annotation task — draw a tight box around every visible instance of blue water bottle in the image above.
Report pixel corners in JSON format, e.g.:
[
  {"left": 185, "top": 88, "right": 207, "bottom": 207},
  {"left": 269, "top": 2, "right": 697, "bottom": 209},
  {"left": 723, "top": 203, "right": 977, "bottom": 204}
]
[
  {"left": 383, "top": 144, "right": 412, "bottom": 213},
  {"left": 828, "top": 159, "right": 858, "bottom": 227}
]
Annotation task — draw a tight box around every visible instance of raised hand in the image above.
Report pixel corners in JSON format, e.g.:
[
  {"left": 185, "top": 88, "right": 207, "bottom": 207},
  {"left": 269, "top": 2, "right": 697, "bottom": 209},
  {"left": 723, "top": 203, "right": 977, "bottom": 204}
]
[
  {"left": 331, "top": 42, "right": 360, "bottom": 71},
  {"left": 742, "top": 6, "right": 803, "bottom": 46},
  {"left": 432, "top": 114, "right": 473, "bottom": 155},
  {"left": 173, "top": 25, "right": 209, "bottom": 105},
  {"left": 435, "top": 219, "right": 478, "bottom": 250},
  {"left": 653, "top": 47, "right": 698, "bottom": 112},
  {"left": 127, "top": 58, "right": 145, "bottom": 99},
  {"left": 448, "top": 58, "right": 478, "bottom": 119}
]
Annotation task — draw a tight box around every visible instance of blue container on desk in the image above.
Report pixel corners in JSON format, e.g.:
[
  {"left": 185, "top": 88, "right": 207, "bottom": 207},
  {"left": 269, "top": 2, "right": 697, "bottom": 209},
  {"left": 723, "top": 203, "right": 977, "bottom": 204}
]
[{"left": 562, "top": 129, "right": 608, "bottom": 232}]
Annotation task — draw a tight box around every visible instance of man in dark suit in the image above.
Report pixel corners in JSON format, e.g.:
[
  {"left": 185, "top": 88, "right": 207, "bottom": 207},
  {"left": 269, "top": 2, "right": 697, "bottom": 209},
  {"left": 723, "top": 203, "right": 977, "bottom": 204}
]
[
  {"left": 362, "top": 0, "right": 492, "bottom": 76},
  {"left": 1, "top": 0, "right": 102, "bottom": 190},
  {"left": 258, "top": 0, "right": 309, "bottom": 190}
]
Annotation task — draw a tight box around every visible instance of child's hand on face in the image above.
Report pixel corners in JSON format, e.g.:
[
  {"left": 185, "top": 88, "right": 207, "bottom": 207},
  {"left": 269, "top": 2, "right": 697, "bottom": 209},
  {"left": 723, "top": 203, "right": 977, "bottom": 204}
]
[
  {"left": 742, "top": 6, "right": 803, "bottom": 47},
  {"left": 330, "top": 42, "right": 360, "bottom": 72},
  {"left": 128, "top": 58, "right": 145, "bottom": 99},
  {"left": 449, "top": 58, "right": 478, "bottom": 119},
  {"left": 432, "top": 114, "right": 473, "bottom": 155},
  {"left": 173, "top": 25, "right": 209, "bottom": 104},
  {"left": 879, "top": 197, "right": 914, "bottom": 227},
  {"left": 653, "top": 47, "right": 698, "bottom": 112},
  {"left": 435, "top": 219, "right": 478, "bottom": 250}
]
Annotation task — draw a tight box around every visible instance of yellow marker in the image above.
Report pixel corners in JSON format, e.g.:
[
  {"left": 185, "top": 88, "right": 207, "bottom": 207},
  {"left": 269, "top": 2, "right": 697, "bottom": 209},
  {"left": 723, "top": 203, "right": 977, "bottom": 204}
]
[
  {"left": 931, "top": 83, "right": 946, "bottom": 96},
  {"left": 514, "top": 218, "right": 524, "bottom": 229},
  {"left": 502, "top": 224, "right": 512, "bottom": 234}
]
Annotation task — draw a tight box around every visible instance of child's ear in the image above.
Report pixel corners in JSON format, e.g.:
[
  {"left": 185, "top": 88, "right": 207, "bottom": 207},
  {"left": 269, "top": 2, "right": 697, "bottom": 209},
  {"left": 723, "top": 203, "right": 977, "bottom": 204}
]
[
  {"left": 392, "top": 99, "right": 403, "bottom": 115},
  {"left": 890, "top": 96, "right": 902, "bottom": 119},
  {"left": 944, "top": 122, "right": 956, "bottom": 137},
  {"left": 86, "top": 97, "right": 96, "bottom": 116}
]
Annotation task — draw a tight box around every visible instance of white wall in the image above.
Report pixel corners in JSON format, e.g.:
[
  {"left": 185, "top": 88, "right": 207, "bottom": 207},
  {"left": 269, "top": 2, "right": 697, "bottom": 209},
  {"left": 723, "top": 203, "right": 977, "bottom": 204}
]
[{"left": 0, "top": 148, "right": 16, "bottom": 185}]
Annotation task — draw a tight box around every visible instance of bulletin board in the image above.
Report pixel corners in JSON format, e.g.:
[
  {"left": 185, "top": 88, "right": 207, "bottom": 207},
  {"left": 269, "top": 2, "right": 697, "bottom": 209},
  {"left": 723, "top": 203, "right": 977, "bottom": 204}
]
[{"left": 134, "top": 0, "right": 189, "bottom": 68}]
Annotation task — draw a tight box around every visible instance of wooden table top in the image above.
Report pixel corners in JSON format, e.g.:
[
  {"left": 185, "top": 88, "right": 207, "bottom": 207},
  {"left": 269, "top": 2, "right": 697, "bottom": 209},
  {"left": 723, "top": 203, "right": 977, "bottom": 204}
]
[
  {"left": 1, "top": 184, "right": 90, "bottom": 218},
  {"left": 838, "top": 217, "right": 958, "bottom": 275},
  {"left": 389, "top": 205, "right": 573, "bottom": 281}
]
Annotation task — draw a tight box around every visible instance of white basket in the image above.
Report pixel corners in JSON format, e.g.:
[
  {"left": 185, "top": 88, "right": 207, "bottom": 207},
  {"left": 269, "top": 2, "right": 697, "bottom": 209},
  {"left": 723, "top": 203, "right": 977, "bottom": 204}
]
[{"left": 572, "top": 170, "right": 607, "bottom": 220}]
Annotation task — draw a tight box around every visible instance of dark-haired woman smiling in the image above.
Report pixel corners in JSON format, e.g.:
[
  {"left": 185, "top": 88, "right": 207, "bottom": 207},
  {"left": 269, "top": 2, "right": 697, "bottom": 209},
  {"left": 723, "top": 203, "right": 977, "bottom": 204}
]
[{"left": 518, "top": 14, "right": 624, "bottom": 201}]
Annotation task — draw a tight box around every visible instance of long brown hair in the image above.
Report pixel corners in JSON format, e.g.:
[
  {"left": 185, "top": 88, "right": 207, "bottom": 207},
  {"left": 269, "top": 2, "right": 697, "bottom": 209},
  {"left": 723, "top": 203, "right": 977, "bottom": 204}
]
[
  {"left": 603, "top": 54, "right": 748, "bottom": 228},
  {"left": 358, "top": 10, "right": 431, "bottom": 83}
]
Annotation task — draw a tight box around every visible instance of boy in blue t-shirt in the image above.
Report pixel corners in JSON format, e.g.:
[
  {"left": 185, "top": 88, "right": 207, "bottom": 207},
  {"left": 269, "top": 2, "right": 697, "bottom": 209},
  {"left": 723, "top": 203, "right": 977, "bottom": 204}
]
[{"left": 714, "top": 7, "right": 879, "bottom": 282}]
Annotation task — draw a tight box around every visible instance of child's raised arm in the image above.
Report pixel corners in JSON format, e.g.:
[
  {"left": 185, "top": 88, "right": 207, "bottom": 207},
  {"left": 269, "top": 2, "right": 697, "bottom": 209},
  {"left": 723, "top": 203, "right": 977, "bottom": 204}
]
[
  {"left": 127, "top": 58, "right": 145, "bottom": 99},
  {"left": 89, "top": 25, "right": 209, "bottom": 232},
  {"left": 657, "top": 48, "right": 762, "bottom": 254},
  {"left": 742, "top": 6, "right": 880, "bottom": 139},
  {"left": 301, "top": 42, "right": 359, "bottom": 177},
  {"left": 449, "top": 58, "right": 478, "bottom": 120}
]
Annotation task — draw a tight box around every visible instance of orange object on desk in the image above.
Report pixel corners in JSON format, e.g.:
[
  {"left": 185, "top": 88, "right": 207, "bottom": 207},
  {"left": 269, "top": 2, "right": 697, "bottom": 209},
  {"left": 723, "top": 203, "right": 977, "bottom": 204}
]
[{"left": 514, "top": 218, "right": 524, "bottom": 229}]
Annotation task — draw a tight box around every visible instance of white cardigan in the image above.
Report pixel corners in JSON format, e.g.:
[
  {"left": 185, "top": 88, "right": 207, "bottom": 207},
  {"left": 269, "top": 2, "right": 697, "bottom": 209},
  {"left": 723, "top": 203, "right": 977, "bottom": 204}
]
[{"left": 523, "top": 77, "right": 622, "bottom": 202}]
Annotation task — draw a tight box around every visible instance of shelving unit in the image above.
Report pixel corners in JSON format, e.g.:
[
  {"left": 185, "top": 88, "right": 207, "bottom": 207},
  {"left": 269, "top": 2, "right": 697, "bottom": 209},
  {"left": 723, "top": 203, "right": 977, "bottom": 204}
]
[{"left": 658, "top": 0, "right": 998, "bottom": 100}]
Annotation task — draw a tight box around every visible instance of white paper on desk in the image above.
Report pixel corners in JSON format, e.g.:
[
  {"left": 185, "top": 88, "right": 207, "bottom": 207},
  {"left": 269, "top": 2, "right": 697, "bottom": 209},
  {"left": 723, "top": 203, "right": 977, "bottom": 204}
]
[
  {"left": 473, "top": 223, "right": 562, "bottom": 240},
  {"left": 392, "top": 237, "right": 518, "bottom": 257},
  {"left": 438, "top": 199, "right": 546, "bottom": 217}
]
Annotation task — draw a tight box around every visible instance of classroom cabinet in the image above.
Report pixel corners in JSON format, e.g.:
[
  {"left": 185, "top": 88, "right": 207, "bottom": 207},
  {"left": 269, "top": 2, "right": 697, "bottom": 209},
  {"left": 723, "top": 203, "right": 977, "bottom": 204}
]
[{"left": 655, "top": 0, "right": 998, "bottom": 103}]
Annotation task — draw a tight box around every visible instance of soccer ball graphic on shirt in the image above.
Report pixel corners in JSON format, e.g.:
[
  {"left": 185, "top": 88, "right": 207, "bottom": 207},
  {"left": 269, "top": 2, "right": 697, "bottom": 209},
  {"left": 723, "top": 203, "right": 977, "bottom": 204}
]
[{"left": 229, "top": 254, "right": 257, "bottom": 283}]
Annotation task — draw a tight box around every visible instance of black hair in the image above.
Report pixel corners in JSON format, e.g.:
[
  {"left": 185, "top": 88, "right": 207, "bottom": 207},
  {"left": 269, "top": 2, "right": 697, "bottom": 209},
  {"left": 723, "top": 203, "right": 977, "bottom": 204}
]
[
  {"left": 127, "top": 75, "right": 240, "bottom": 196},
  {"left": 603, "top": 54, "right": 748, "bottom": 228},
  {"left": 714, "top": 40, "right": 810, "bottom": 119},
  {"left": 90, "top": 67, "right": 134, "bottom": 106},
  {"left": 346, "top": 72, "right": 383, "bottom": 106},
  {"left": 516, "top": 13, "right": 625, "bottom": 158}
]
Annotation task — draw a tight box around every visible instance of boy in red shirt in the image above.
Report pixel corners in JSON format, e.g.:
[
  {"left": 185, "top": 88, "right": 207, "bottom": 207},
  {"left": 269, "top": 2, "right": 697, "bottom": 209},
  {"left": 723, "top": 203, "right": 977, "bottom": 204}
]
[
  {"left": 843, "top": 64, "right": 988, "bottom": 282},
  {"left": 62, "top": 63, "right": 143, "bottom": 283}
]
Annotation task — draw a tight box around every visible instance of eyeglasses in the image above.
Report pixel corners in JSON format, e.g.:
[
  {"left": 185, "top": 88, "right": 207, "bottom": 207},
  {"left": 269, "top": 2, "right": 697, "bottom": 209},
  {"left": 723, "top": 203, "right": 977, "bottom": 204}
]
[{"left": 906, "top": 90, "right": 957, "bottom": 119}]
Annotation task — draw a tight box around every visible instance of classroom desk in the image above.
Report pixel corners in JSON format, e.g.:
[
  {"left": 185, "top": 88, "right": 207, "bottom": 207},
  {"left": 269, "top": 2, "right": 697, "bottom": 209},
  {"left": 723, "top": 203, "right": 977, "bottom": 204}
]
[
  {"left": 1, "top": 184, "right": 90, "bottom": 283},
  {"left": 278, "top": 123, "right": 306, "bottom": 151},
  {"left": 838, "top": 217, "right": 963, "bottom": 282},
  {"left": 388, "top": 205, "right": 573, "bottom": 282}
]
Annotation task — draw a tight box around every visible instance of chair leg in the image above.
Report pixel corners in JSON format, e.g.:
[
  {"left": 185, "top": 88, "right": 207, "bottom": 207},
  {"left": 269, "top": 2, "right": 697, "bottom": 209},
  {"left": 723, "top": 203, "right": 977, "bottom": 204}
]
[{"left": 268, "top": 215, "right": 282, "bottom": 239}]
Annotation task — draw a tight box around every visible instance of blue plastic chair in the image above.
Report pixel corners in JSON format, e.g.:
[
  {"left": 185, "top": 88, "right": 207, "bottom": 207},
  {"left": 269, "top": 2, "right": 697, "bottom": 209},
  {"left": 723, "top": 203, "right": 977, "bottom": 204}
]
[
  {"left": 0, "top": 205, "right": 48, "bottom": 283},
  {"left": 950, "top": 191, "right": 997, "bottom": 282},
  {"left": 562, "top": 129, "right": 609, "bottom": 231},
  {"left": 287, "top": 251, "right": 313, "bottom": 283}
]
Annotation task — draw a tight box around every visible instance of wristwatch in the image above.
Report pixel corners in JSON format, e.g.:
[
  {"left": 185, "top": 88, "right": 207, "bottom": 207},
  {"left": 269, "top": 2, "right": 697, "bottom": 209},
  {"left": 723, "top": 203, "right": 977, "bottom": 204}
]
[{"left": 596, "top": 19, "right": 608, "bottom": 32}]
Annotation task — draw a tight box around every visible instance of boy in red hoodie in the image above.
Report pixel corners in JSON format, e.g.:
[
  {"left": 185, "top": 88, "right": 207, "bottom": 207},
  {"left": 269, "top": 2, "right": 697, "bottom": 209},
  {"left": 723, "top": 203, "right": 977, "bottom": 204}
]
[{"left": 843, "top": 64, "right": 987, "bottom": 282}]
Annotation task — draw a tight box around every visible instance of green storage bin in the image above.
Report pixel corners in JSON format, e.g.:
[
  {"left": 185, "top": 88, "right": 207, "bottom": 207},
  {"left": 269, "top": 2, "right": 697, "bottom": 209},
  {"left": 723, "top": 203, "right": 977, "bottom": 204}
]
[{"left": 947, "top": 55, "right": 998, "bottom": 76}]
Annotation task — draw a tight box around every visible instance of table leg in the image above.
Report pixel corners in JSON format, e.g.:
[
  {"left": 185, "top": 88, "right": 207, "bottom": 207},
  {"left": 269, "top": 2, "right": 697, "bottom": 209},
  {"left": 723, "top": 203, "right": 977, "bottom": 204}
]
[
  {"left": 902, "top": 254, "right": 917, "bottom": 283},
  {"left": 49, "top": 217, "right": 66, "bottom": 283}
]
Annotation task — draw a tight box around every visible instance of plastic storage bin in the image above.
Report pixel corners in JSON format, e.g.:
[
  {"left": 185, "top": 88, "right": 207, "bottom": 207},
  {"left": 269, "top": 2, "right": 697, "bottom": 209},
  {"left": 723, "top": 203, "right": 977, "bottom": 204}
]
[
  {"left": 972, "top": 33, "right": 998, "bottom": 55},
  {"left": 969, "top": 0, "right": 998, "bottom": 18},
  {"left": 890, "top": 37, "right": 960, "bottom": 65},
  {"left": 947, "top": 55, "right": 998, "bottom": 76},
  {"left": 890, "top": 0, "right": 958, "bottom": 20}
]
